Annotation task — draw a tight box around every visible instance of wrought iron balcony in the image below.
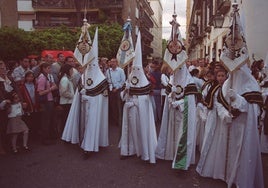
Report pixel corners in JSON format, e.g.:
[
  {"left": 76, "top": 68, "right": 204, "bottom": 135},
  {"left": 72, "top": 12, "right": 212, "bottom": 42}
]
[
  {"left": 32, "top": 0, "right": 123, "bottom": 10},
  {"left": 140, "top": 27, "right": 154, "bottom": 42},
  {"left": 140, "top": 12, "right": 154, "bottom": 28},
  {"left": 32, "top": 0, "right": 75, "bottom": 9},
  {"left": 143, "top": 44, "right": 153, "bottom": 54}
]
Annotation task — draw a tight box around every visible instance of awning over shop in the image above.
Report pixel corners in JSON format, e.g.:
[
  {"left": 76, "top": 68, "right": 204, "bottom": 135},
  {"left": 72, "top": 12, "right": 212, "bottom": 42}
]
[{"left": 41, "top": 50, "right": 74, "bottom": 58}]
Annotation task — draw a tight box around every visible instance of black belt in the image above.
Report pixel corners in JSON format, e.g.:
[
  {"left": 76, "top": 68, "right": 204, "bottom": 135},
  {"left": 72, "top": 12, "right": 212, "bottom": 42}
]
[
  {"left": 165, "top": 83, "right": 198, "bottom": 96},
  {"left": 129, "top": 84, "right": 152, "bottom": 96},
  {"left": 86, "top": 79, "right": 109, "bottom": 96}
]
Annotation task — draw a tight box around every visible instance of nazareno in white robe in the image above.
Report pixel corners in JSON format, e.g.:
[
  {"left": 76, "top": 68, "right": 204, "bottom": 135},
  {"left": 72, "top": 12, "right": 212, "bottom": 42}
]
[
  {"left": 62, "top": 28, "right": 109, "bottom": 152},
  {"left": 61, "top": 89, "right": 80, "bottom": 144},
  {"left": 118, "top": 31, "right": 157, "bottom": 163},
  {"left": 80, "top": 91, "right": 109, "bottom": 152},
  {"left": 196, "top": 86, "right": 231, "bottom": 181},
  {"left": 61, "top": 79, "right": 109, "bottom": 152},
  {"left": 222, "top": 65, "right": 264, "bottom": 188},
  {"left": 155, "top": 65, "right": 197, "bottom": 170}
]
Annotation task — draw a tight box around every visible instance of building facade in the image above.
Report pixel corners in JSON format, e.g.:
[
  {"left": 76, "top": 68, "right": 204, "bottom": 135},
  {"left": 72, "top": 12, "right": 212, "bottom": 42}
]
[
  {"left": 187, "top": 0, "right": 231, "bottom": 63},
  {"left": 0, "top": 0, "right": 163, "bottom": 59},
  {"left": 186, "top": 0, "right": 268, "bottom": 64},
  {"left": 0, "top": 0, "right": 18, "bottom": 27},
  {"left": 148, "top": 0, "right": 162, "bottom": 58}
]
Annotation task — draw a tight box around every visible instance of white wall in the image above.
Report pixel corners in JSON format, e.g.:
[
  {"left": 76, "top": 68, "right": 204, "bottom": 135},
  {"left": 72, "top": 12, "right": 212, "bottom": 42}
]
[
  {"left": 17, "top": 0, "right": 34, "bottom": 31},
  {"left": 150, "top": 0, "right": 163, "bottom": 58},
  {"left": 17, "top": 0, "right": 34, "bottom": 11},
  {"left": 18, "top": 20, "right": 33, "bottom": 31},
  {"left": 242, "top": 0, "right": 268, "bottom": 60}
]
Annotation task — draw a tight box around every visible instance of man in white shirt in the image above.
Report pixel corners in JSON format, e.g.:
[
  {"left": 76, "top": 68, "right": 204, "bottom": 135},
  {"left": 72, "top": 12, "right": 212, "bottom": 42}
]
[
  {"left": 51, "top": 52, "right": 65, "bottom": 85},
  {"left": 106, "top": 58, "right": 126, "bottom": 127},
  {"left": 12, "top": 57, "right": 30, "bottom": 85}
]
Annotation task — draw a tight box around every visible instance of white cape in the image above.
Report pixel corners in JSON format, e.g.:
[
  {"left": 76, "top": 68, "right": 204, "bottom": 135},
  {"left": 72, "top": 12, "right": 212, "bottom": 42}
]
[{"left": 61, "top": 89, "right": 80, "bottom": 144}]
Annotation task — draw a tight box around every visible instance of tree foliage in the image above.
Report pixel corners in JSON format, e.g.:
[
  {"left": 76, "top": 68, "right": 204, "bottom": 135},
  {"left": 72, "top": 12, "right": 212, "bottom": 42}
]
[
  {"left": 162, "top": 39, "right": 167, "bottom": 57},
  {"left": 0, "top": 23, "right": 123, "bottom": 61}
]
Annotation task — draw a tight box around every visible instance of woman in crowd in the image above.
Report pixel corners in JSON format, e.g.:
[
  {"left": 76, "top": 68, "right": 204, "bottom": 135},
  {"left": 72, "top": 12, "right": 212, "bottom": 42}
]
[
  {"left": 58, "top": 64, "right": 75, "bottom": 134},
  {"left": 36, "top": 62, "right": 58, "bottom": 145},
  {"left": 20, "top": 71, "right": 39, "bottom": 140}
]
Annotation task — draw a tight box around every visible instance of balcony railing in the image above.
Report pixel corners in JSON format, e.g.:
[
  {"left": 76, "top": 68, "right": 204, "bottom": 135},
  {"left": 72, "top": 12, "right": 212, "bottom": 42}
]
[
  {"left": 140, "top": 12, "right": 153, "bottom": 28},
  {"left": 143, "top": 44, "right": 153, "bottom": 55},
  {"left": 32, "top": 0, "right": 75, "bottom": 9},
  {"left": 140, "top": 27, "right": 153, "bottom": 42},
  {"left": 32, "top": 0, "right": 123, "bottom": 10}
]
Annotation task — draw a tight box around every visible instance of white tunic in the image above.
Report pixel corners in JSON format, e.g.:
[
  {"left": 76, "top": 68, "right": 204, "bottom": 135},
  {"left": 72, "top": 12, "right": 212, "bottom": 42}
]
[
  {"left": 222, "top": 65, "right": 264, "bottom": 188},
  {"left": 80, "top": 93, "right": 109, "bottom": 151},
  {"left": 155, "top": 65, "right": 197, "bottom": 170},
  {"left": 196, "top": 88, "right": 230, "bottom": 181},
  {"left": 119, "top": 93, "right": 157, "bottom": 163},
  {"left": 61, "top": 89, "right": 80, "bottom": 144}
]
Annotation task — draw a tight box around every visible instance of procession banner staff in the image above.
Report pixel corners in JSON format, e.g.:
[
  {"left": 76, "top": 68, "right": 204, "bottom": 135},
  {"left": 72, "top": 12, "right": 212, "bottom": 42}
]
[
  {"left": 73, "top": 18, "right": 93, "bottom": 144},
  {"left": 116, "top": 10, "right": 135, "bottom": 70},
  {"left": 116, "top": 16, "right": 135, "bottom": 155},
  {"left": 163, "top": 2, "right": 187, "bottom": 72},
  {"left": 61, "top": 17, "right": 93, "bottom": 145}
]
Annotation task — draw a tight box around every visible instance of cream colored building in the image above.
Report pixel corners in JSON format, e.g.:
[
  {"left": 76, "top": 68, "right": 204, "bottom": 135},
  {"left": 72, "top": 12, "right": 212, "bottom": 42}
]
[
  {"left": 1, "top": 0, "right": 164, "bottom": 59},
  {"left": 148, "top": 0, "right": 163, "bottom": 58},
  {"left": 186, "top": 0, "right": 268, "bottom": 63}
]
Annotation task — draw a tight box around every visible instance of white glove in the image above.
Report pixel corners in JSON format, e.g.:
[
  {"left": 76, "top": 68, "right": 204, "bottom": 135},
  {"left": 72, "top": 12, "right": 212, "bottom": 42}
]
[
  {"left": 171, "top": 86, "right": 177, "bottom": 93},
  {"left": 200, "top": 107, "right": 208, "bottom": 122},
  {"left": 227, "top": 89, "right": 236, "bottom": 101},
  {"left": 168, "top": 93, "right": 173, "bottom": 104},
  {"left": 197, "top": 103, "right": 207, "bottom": 122},
  {"left": 0, "top": 100, "right": 7, "bottom": 110},
  {"left": 171, "top": 101, "right": 180, "bottom": 108},
  {"left": 261, "top": 110, "right": 266, "bottom": 121},
  {"left": 125, "top": 101, "right": 134, "bottom": 108},
  {"left": 260, "top": 81, "right": 265, "bottom": 87},
  {"left": 224, "top": 112, "right": 233, "bottom": 124},
  {"left": 80, "top": 88, "right": 86, "bottom": 95},
  {"left": 171, "top": 100, "right": 184, "bottom": 112},
  {"left": 133, "top": 97, "right": 139, "bottom": 106},
  {"left": 125, "top": 82, "right": 130, "bottom": 90}
]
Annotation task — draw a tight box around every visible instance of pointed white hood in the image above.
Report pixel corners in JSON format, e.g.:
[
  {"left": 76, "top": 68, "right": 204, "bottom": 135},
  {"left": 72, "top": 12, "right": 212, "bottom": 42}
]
[
  {"left": 169, "top": 64, "right": 194, "bottom": 87},
  {"left": 84, "top": 28, "right": 106, "bottom": 90},
  {"left": 128, "top": 31, "right": 149, "bottom": 88},
  {"left": 222, "top": 64, "right": 260, "bottom": 97}
]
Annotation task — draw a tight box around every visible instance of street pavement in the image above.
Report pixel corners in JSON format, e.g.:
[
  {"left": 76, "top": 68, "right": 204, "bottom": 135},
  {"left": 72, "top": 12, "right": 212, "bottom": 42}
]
[{"left": 0, "top": 125, "right": 267, "bottom": 188}]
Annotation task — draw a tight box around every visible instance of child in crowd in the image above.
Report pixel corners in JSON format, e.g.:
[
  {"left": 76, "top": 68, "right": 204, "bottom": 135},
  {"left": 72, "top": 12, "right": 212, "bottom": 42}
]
[
  {"left": 20, "top": 71, "right": 39, "bottom": 140},
  {"left": 6, "top": 91, "right": 29, "bottom": 154},
  {"left": 160, "top": 63, "right": 173, "bottom": 114},
  {"left": 196, "top": 66, "right": 231, "bottom": 180}
]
